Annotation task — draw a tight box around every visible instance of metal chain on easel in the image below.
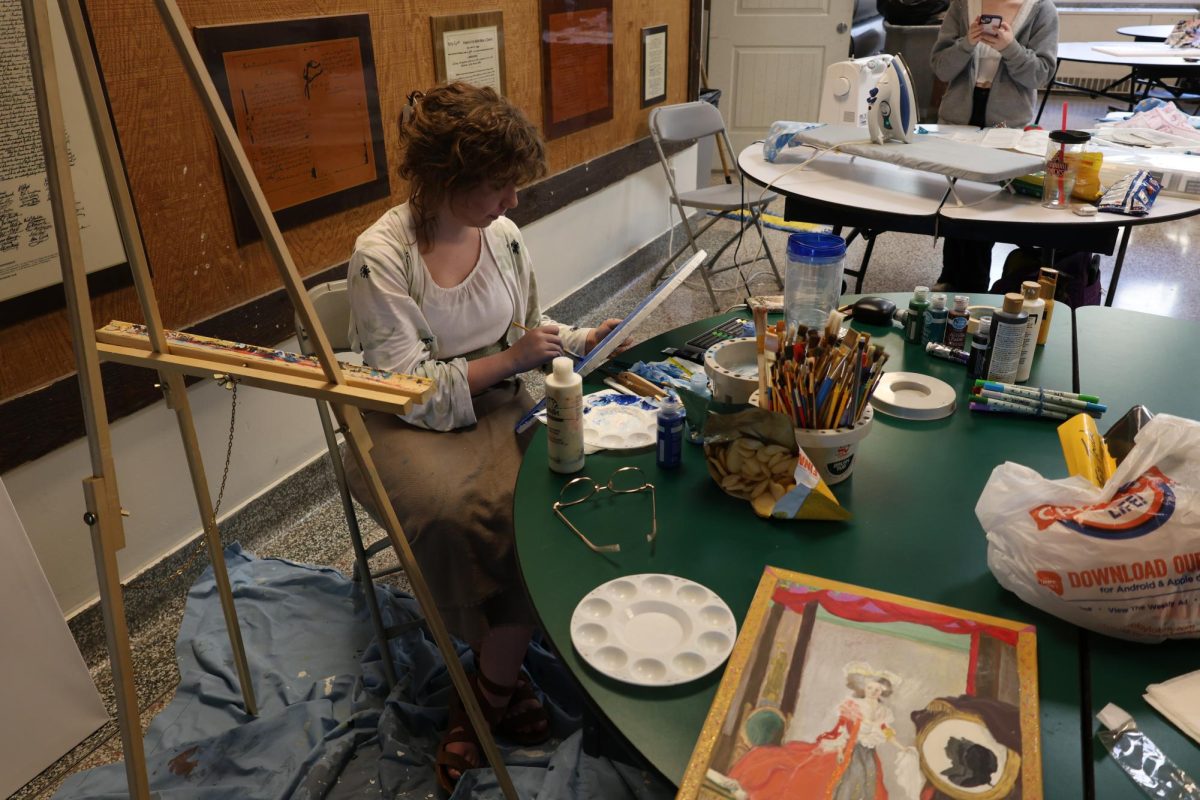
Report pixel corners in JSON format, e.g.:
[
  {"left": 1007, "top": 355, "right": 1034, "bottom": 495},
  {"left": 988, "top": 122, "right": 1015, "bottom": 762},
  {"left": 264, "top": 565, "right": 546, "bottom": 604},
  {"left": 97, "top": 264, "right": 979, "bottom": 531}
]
[{"left": 169, "top": 375, "right": 238, "bottom": 581}]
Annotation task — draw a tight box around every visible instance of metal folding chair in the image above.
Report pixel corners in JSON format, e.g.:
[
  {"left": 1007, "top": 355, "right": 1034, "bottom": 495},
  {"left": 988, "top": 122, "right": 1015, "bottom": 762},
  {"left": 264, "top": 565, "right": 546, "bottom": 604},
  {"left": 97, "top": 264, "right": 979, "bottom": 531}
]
[
  {"left": 649, "top": 101, "right": 782, "bottom": 311},
  {"left": 295, "top": 279, "right": 415, "bottom": 688}
]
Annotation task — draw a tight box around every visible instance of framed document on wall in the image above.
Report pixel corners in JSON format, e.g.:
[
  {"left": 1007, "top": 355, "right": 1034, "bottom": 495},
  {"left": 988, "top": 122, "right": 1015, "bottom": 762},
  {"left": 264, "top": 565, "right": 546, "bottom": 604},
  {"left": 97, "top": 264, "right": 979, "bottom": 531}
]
[
  {"left": 431, "top": 12, "right": 506, "bottom": 95},
  {"left": 539, "top": 0, "right": 614, "bottom": 140},
  {"left": 641, "top": 25, "right": 667, "bottom": 108},
  {"left": 194, "top": 14, "right": 390, "bottom": 245}
]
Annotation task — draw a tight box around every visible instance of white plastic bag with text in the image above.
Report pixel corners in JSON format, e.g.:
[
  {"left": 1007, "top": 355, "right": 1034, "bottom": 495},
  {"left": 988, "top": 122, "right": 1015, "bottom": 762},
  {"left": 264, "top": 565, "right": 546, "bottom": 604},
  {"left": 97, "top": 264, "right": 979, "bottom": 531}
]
[{"left": 978, "top": 414, "right": 1200, "bottom": 642}]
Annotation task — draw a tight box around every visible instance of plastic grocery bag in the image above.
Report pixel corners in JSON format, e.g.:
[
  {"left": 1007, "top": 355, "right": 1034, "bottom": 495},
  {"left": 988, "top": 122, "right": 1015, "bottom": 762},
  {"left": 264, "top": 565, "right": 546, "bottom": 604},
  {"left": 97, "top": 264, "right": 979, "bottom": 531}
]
[{"left": 978, "top": 414, "right": 1200, "bottom": 642}]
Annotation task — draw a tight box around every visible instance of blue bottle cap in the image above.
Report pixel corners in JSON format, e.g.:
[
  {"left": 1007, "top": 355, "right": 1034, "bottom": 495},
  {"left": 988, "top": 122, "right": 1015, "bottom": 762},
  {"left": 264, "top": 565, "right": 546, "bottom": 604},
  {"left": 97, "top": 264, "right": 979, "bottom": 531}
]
[{"left": 787, "top": 232, "right": 846, "bottom": 260}]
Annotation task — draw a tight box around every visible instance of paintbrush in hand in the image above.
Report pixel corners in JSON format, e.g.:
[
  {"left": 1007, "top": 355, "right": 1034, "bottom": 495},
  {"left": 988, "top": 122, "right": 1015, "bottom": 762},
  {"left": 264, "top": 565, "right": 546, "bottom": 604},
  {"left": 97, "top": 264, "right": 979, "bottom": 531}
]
[{"left": 510, "top": 321, "right": 585, "bottom": 360}]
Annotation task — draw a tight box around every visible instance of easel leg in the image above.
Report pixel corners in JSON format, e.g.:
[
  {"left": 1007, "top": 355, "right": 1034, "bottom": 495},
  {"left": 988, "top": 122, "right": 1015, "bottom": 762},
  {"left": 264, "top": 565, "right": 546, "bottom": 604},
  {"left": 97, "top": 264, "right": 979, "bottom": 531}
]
[
  {"left": 23, "top": 0, "right": 150, "bottom": 793},
  {"left": 82, "top": 479, "right": 151, "bottom": 798},
  {"left": 336, "top": 407, "right": 521, "bottom": 800},
  {"left": 162, "top": 372, "right": 258, "bottom": 714}
]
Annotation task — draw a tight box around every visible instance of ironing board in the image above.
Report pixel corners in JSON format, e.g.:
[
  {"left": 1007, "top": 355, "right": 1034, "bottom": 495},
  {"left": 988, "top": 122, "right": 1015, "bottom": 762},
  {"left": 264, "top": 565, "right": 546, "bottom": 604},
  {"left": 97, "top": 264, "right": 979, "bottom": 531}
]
[{"left": 787, "top": 123, "right": 1044, "bottom": 190}]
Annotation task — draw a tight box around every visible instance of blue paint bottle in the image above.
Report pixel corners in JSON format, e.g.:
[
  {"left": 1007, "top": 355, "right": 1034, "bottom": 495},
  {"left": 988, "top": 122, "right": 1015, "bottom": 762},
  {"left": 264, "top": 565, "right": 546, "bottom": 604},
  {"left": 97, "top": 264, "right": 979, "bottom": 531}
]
[
  {"left": 922, "top": 293, "right": 949, "bottom": 345},
  {"left": 656, "top": 393, "right": 685, "bottom": 469}
]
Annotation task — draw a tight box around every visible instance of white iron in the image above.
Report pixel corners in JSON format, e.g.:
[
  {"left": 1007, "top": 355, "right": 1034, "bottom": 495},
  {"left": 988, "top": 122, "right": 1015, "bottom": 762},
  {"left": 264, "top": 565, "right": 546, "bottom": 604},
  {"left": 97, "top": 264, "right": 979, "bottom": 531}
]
[
  {"left": 818, "top": 56, "right": 891, "bottom": 128},
  {"left": 866, "top": 53, "right": 917, "bottom": 144}
]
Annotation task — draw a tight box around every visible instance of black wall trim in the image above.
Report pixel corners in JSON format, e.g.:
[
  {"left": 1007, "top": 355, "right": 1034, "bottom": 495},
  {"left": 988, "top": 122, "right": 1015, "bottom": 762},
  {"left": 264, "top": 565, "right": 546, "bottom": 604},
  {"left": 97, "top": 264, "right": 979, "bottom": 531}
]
[
  {"left": 1, "top": 133, "right": 695, "bottom": 473},
  {"left": 509, "top": 136, "right": 688, "bottom": 227},
  {"left": 0, "top": 262, "right": 347, "bottom": 475}
]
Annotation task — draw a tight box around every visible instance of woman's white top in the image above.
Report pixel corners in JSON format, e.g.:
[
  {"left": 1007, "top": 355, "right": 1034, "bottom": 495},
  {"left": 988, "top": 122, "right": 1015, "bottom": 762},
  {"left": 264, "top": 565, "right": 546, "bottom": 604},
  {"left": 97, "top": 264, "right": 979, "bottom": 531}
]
[{"left": 418, "top": 234, "right": 513, "bottom": 359}]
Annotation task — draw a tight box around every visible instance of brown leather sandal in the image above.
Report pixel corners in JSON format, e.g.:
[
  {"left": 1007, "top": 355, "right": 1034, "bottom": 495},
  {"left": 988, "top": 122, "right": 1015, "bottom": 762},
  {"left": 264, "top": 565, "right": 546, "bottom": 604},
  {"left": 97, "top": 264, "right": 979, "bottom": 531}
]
[
  {"left": 476, "top": 668, "right": 550, "bottom": 746},
  {"left": 435, "top": 689, "right": 480, "bottom": 792}
]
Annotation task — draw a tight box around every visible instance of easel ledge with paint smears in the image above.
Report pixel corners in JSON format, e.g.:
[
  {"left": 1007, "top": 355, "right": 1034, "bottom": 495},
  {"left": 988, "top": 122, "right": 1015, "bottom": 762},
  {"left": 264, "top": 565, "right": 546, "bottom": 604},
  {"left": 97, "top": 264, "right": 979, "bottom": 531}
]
[{"left": 96, "top": 321, "right": 433, "bottom": 415}]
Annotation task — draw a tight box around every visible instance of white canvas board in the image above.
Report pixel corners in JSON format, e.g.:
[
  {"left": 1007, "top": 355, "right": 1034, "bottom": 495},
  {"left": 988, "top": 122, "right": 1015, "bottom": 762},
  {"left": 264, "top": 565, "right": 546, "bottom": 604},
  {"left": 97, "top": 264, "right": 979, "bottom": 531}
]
[{"left": 0, "top": 477, "right": 108, "bottom": 796}]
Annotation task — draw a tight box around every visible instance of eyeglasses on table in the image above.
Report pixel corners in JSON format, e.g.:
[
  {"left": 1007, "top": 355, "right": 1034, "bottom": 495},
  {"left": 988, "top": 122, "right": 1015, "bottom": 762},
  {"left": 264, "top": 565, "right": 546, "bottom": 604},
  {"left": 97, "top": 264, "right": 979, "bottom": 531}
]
[{"left": 552, "top": 466, "right": 657, "bottom": 554}]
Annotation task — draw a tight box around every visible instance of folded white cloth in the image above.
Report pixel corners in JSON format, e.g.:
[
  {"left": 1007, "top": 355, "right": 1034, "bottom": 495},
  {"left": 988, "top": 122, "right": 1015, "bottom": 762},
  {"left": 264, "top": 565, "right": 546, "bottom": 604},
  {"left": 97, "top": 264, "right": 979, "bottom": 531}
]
[{"left": 1144, "top": 669, "right": 1200, "bottom": 745}]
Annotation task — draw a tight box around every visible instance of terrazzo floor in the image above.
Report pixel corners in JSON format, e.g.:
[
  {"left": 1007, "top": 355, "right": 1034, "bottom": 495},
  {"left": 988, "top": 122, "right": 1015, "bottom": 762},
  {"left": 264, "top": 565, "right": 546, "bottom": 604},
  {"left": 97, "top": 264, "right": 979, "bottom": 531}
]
[{"left": 16, "top": 92, "right": 1200, "bottom": 799}]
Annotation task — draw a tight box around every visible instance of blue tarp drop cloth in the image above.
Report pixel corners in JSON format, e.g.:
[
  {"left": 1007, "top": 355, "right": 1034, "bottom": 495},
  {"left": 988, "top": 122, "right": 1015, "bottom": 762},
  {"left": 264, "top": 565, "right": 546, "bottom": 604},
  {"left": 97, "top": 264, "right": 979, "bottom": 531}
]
[{"left": 54, "top": 546, "right": 673, "bottom": 800}]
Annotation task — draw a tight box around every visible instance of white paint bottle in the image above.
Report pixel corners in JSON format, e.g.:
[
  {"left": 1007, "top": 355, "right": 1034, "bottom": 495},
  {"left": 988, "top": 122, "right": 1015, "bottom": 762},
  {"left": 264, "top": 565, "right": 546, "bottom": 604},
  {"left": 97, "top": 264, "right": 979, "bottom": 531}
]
[
  {"left": 545, "top": 356, "right": 584, "bottom": 473},
  {"left": 1015, "top": 281, "right": 1045, "bottom": 383}
]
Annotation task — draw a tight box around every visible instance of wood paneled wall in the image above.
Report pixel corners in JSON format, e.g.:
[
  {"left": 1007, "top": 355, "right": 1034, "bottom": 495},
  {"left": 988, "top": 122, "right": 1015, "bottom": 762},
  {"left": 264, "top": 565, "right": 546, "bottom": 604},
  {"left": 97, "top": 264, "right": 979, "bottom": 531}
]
[{"left": 0, "top": 0, "right": 691, "bottom": 403}]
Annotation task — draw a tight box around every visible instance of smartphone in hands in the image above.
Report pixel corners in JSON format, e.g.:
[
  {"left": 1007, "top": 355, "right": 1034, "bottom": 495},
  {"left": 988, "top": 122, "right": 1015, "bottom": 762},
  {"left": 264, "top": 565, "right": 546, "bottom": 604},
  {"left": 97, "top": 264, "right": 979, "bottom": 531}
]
[{"left": 978, "top": 14, "right": 1002, "bottom": 34}]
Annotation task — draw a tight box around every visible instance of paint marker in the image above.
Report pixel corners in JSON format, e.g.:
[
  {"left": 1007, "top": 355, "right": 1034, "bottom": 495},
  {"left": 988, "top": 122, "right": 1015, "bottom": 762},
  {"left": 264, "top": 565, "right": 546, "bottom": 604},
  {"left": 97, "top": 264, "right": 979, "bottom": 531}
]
[
  {"left": 975, "top": 388, "right": 1102, "bottom": 417},
  {"left": 974, "top": 380, "right": 1104, "bottom": 408},
  {"left": 970, "top": 397, "right": 1071, "bottom": 420}
]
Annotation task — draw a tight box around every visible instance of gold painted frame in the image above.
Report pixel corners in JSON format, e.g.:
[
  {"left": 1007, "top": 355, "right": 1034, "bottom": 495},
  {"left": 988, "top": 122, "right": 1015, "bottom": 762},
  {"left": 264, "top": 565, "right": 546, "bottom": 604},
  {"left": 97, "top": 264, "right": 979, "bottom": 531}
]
[{"left": 678, "top": 566, "right": 1042, "bottom": 799}]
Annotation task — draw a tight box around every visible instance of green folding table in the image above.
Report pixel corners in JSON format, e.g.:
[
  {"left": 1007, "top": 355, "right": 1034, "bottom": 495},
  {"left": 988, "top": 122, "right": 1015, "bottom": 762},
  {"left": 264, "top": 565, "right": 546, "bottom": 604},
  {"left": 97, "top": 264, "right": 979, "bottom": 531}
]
[{"left": 514, "top": 293, "right": 1089, "bottom": 796}]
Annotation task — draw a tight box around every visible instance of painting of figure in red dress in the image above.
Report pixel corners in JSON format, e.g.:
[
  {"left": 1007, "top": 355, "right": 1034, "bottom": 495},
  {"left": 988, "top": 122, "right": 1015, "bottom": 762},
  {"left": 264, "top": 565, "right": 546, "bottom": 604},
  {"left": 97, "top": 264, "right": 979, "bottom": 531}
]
[{"left": 679, "top": 568, "right": 1040, "bottom": 800}]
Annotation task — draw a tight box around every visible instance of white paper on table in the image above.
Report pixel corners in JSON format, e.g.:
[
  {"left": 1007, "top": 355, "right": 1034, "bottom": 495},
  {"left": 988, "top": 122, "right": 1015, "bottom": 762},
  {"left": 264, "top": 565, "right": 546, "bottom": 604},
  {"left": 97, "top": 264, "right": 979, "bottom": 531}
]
[
  {"left": 0, "top": 478, "right": 108, "bottom": 796},
  {"left": 1143, "top": 669, "right": 1200, "bottom": 745},
  {"left": 980, "top": 127, "right": 1023, "bottom": 149}
]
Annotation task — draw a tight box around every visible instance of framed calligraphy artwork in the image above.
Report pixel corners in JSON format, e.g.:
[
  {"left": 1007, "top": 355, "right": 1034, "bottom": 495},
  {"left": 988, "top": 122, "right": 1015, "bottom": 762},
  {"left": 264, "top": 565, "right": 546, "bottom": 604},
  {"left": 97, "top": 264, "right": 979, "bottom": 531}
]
[
  {"left": 539, "top": 0, "right": 613, "bottom": 140},
  {"left": 679, "top": 567, "right": 1042, "bottom": 800},
  {"left": 0, "top": 0, "right": 125, "bottom": 314},
  {"left": 194, "top": 14, "right": 389, "bottom": 246}
]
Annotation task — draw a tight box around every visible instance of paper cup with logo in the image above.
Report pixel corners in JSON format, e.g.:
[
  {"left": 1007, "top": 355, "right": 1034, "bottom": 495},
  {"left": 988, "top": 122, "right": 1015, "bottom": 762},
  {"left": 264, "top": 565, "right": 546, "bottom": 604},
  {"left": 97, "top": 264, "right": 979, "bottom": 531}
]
[
  {"left": 791, "top": 406, "right": 874, "bottom": 485},
  {"left": 749, "top": 391, "right": 874, "bottom": 485}
]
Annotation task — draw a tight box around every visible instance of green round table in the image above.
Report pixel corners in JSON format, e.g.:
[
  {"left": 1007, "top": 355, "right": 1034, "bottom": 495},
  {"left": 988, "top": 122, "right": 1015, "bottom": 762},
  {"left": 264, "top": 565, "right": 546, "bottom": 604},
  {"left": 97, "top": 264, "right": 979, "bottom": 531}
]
[{"left": 514, "top": 293, "right": 1089, "bottom": 796}]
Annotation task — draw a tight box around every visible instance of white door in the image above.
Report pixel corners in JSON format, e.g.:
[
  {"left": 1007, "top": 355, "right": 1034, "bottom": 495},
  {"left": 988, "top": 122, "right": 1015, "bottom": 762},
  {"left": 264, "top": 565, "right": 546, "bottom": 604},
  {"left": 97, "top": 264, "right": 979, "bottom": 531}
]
[{"left": 708, "top": 0, "right": 854, "bottom": 161}]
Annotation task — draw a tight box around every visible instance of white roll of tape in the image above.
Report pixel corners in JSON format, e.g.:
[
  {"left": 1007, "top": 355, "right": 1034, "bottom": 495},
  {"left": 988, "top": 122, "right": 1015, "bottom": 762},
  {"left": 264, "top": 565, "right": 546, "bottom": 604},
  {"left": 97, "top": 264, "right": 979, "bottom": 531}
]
[{"left": 870, "top": 372, "right": 957, "bottom": 420}]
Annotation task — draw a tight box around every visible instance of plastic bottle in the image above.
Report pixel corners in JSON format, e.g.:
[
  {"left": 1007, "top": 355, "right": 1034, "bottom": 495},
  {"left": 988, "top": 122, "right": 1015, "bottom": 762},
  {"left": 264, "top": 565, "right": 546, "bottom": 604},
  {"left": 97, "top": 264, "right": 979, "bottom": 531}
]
[
  {"left": 1015, "top": 280, "right": 1046, "bottom": 383},
  {"left": 1036, "top": 267, "right": 1058, "bottom": 346},
  {"left": 686, "top": 372, "right": 711, "bottom": 444},
  {"left": 656, "top": 393, "right": 685, "bottom": 469},
  {"left": 904, "top": 286, "right": 929, "bottom": 344},
  {"left": 967, "top": 317, "right": 992, "bottom": 378},
  {"left": 784, "top": 233, "right": 846, "bottom": 331},
  {"left": 545, "top": 356, "right": 584, "bottom": 473},
  {"left": 984, "top": 294, "right": 1029, "bottom": 385},
  {"left": 944, "top": 295, "right": 970, "bottom": 350},
  {"left": 922, "top": 293, "right": 948, "bottom": 346}
]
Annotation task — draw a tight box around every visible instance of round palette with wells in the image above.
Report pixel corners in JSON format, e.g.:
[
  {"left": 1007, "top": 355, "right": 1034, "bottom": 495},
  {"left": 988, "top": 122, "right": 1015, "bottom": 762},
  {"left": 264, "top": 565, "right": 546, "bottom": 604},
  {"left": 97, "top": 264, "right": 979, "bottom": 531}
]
[
  {"left": 570, "top": 574, "right": 737, "bottom": 687},
  {"left": 581, "top": 392, "right": 660, "bottom": 450}
]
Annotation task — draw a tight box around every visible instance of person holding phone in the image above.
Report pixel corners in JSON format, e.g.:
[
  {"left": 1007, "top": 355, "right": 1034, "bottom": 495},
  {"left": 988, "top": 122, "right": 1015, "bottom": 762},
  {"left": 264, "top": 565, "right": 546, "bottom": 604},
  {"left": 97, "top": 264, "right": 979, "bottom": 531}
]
[{"left": 929, "top": 0, "right": 1059, "bottom": 289}]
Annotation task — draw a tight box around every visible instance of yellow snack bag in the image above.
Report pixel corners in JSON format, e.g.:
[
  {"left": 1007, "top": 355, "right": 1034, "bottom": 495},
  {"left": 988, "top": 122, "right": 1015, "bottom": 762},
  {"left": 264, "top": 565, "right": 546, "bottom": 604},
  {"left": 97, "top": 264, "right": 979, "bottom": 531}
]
[{"left": 1068, "top": 151, "right": 1104, "bottom": 201}]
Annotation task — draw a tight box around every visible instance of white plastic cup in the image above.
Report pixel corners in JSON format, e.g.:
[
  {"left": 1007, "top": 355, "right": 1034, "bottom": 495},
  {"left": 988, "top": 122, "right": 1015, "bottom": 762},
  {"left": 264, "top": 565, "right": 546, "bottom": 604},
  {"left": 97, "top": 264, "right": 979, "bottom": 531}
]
[{"left": 792, "top": 406, "right": 874, "bottom": 485}]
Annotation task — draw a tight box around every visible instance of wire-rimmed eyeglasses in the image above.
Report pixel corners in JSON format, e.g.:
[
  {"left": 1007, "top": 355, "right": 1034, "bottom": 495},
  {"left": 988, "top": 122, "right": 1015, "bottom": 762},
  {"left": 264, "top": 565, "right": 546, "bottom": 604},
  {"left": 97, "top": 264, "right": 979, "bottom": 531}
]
[{"left": 552, "top": 466, "right": 657, "bottom": 554}]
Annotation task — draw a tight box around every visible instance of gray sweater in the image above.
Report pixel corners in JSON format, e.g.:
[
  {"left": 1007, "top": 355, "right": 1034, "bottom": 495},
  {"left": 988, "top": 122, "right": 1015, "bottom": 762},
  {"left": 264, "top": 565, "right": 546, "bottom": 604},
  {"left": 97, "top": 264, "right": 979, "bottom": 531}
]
[{"left": 931, "top": 0, "right": 1059, "bottom": 128}]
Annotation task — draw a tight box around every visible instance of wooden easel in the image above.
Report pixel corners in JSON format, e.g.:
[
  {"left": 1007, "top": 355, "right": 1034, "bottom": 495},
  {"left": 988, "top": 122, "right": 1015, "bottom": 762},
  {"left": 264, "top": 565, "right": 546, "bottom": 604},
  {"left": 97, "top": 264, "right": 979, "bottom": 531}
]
[{"left": 21, "top": 0, "right": 520, "bottom": 797}]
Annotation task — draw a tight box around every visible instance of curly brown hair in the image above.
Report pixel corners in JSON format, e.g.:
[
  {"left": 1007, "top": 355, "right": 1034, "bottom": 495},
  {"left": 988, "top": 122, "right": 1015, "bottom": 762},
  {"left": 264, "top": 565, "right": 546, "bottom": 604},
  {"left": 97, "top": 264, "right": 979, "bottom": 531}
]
[{"left": 398, "top": 82, "right": 546, "bottom": 249}]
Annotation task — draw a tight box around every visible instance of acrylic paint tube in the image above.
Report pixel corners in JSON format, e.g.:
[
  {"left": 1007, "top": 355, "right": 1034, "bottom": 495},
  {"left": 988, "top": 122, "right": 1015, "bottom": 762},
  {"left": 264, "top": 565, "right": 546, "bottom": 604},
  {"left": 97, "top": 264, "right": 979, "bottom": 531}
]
[
  {"left": 1096, "top": 704, "right": 1200, "bottom": 800},
  {"left": 967, "top": 317, "right": 992, "bottom": 378},
  {"left": 984, "top": 294, "right": 1028, "bottom": 385},
  {"left": 1036, "top": 267, "right": 1059, "bottom": 346},
  {"left": 944, "top": 295, "right": 970, "bottom": 349},
  {"left": 904, "top": 285, "right": 929, "bottom": 344},
  {"left": 922, "top": 292, "right": 948, "bottom": 345},
  {"left": 1015, "top": 281, "right": 1046, "bottom": 383},
  {"left": 926, "top": 341, "right": 969, "bottom": 364}
]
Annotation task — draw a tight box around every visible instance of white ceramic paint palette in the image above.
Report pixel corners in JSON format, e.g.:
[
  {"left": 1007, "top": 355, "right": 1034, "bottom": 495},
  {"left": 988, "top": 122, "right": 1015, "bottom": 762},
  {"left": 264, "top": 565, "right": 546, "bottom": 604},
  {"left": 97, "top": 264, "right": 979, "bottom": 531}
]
[
  {"left": 581, "top": 392, "right": 659, "bottom": 450},
  {"left": 570, "top": 574, "right": 737, "bottom": 687}
]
